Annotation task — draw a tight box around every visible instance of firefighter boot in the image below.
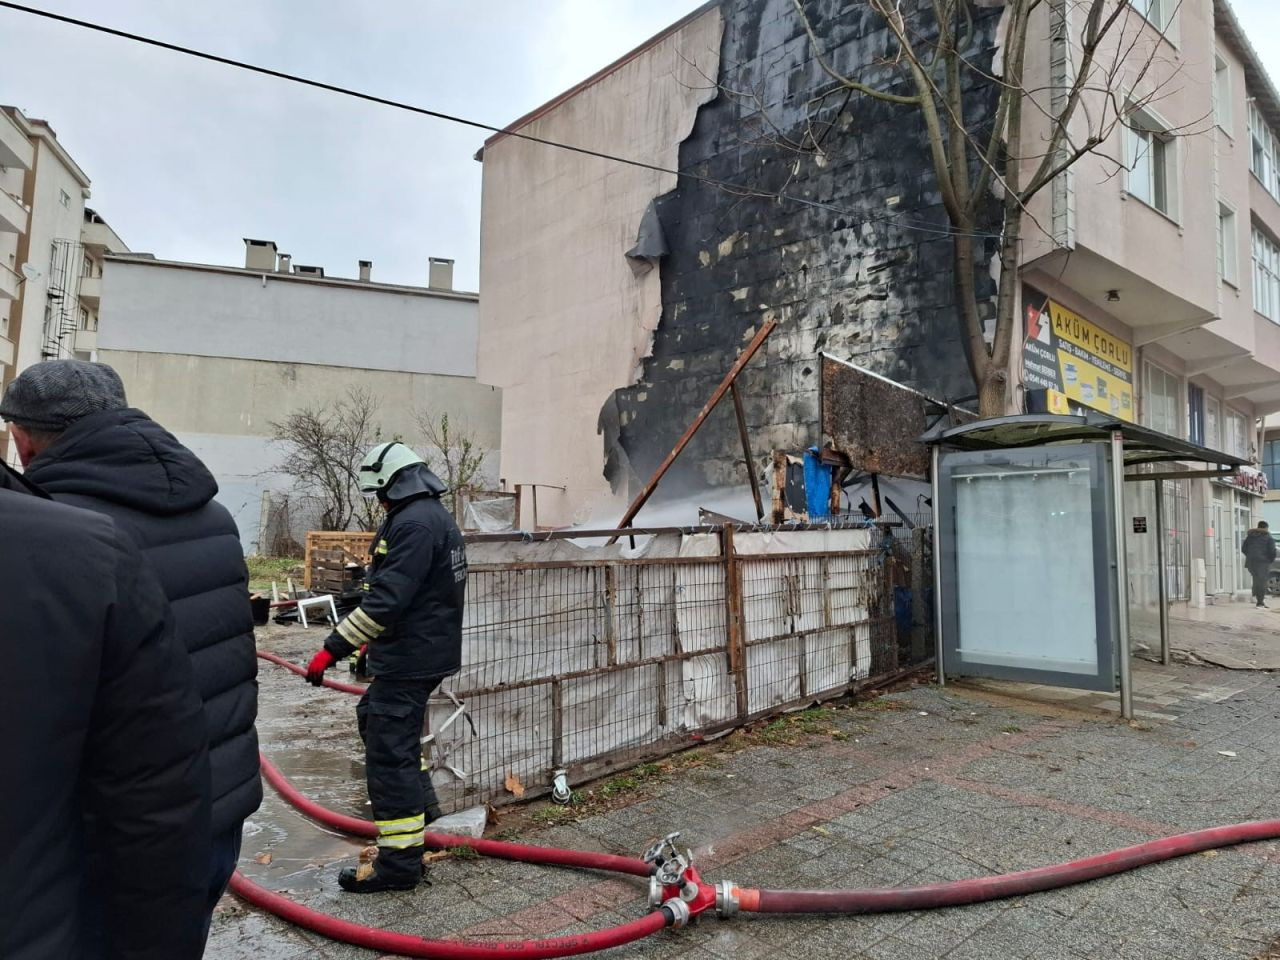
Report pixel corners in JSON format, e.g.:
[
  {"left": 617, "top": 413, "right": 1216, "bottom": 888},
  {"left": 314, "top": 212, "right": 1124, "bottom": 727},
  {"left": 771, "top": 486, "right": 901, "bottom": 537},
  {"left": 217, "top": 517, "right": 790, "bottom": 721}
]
[{"left": 338, "top": 848, "right": 425, "bottom": 893}]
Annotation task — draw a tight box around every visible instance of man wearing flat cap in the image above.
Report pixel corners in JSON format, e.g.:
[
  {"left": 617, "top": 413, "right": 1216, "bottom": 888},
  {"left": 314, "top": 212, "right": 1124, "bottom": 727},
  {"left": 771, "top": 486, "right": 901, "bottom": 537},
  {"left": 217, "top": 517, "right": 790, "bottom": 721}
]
[{"left": 1, "top": 359, "right": 261, "bottom": 944}]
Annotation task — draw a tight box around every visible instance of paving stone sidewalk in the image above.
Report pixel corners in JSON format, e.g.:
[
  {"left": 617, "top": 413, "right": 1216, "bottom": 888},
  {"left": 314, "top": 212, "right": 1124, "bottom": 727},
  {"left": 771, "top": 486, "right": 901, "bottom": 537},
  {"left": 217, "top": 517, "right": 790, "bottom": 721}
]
[{"left": 209, "top": 629, "right": 1280, "bottom": 960}]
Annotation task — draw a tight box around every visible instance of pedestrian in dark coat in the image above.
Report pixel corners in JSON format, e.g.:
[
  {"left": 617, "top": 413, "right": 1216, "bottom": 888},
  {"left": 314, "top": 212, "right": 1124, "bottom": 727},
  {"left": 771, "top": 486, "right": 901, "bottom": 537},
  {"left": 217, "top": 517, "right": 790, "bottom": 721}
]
[
  {"left": 0, "top": 461, "right": 212, "bottom": 960},
  {"left": 0, "top": 360, "right": 261, "bottom": 935},
  {"left": 306, "top": 440, "right": 466, "bottom": 893},
  {"left": 1242, "top": 520, "right": 1277, "bottom": 608}
]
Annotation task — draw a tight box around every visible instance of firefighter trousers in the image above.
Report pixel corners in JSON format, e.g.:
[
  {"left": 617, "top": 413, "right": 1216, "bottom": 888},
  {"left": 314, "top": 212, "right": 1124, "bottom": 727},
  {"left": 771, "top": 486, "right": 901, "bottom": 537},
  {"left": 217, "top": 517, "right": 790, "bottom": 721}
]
[{"left": 356, "top": 676, "right": 446, "bottom": 881}]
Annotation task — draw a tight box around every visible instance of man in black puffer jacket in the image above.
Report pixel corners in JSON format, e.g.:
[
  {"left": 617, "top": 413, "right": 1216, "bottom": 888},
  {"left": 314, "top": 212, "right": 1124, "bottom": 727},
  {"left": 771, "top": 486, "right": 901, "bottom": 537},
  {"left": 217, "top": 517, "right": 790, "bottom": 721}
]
[
  {"left": 1, "top": 460, "right": 212, "bottom": 960},
  {"left": 1, "top": 360, "right": 261, "bottom": 937}
]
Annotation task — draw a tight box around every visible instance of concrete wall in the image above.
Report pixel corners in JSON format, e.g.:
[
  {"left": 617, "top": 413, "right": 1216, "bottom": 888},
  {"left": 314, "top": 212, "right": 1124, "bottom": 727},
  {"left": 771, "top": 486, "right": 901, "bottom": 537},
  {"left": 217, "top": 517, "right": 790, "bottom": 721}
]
[
  {"left": 101, "top": 257, "right": 480, "bottom": 377},
  {"left": 98, "top": 258, "right": 500, "bottom": 552},
  {"left": 477, "top": 6, "right": 724, "bottom": 528}
]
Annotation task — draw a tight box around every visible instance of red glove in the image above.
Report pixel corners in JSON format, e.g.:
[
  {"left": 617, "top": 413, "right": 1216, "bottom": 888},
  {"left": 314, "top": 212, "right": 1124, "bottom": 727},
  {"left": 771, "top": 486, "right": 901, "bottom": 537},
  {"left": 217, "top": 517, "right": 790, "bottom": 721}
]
[{"left": 305, "top": 649, "right": 336, "bottom": 686}]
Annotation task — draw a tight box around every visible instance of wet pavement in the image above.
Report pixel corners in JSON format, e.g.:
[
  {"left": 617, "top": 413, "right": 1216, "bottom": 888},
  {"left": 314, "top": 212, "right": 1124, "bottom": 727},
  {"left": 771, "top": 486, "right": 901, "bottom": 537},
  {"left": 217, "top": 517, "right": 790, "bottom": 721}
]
[{"left": 209, "top": 623, "right": 1280, "bottom": 959}]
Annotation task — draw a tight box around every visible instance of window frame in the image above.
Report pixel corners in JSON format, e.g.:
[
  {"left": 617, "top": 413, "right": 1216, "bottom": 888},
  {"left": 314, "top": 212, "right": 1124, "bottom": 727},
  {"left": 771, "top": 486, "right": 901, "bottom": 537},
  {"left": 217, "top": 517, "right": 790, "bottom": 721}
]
[
  {"left": 1188, "top": 384, "right": 1205, "bottom": 447},
  {"left": 1263, "top": 437, "right": 1280, "bottom": 490},
  {"left": 1126, "top": 108, "right": 1176, "bottom": 218},
  {"left": 1206, "top": 395, "right": 1222, "bottom": 452},
  {"left": 1226, "top": 408, "right": 1250, "bottom": 459},
  {"left": 1250, "top": 101, "right": 1280, "bottom": 200},
  {"left": 1253, "top": 223, "right": 1280, "bottom": 321},
  {"left": 1143, "top": 360, "right": 1184, "bottom": 439},
  {"left": 1215, "top": 54, "right": 1233, "bottom": 135},
  {"left": 1219, "top": 201, "right": 1238, "bottom": 286}
]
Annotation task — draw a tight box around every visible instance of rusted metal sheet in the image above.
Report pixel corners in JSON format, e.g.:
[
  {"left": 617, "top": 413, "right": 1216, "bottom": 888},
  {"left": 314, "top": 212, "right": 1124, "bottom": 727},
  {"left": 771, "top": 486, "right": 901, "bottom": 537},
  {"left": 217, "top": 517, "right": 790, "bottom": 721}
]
[{"left": 819, "top": 354, "right": 975, "bottom": 479}]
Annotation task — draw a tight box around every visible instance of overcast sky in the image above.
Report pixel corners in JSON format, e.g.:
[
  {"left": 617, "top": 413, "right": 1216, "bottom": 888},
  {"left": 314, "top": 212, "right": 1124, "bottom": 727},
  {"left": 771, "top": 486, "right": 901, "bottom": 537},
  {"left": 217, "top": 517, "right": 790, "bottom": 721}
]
[{"left": 1, "top": 0, "right": 1278, "bottom": 292}]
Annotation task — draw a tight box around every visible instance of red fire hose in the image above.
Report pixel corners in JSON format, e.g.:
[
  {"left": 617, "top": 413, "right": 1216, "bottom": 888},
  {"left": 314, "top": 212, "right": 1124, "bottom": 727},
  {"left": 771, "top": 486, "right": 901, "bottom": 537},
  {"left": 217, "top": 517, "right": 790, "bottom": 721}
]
[
  {"left": 229, "top": 871, "right": 674, "bottom": 959},
  {"left": 258, "top": 753, "right": 652, "bottom": 877},
  {"left": 249, "top": 651, "right": 1280, "bottom": 956},
  {"left": 735, "top": 817, "right": 1280, "bottom": 913},
  {"left": 257, "top": 648, "right": 367, "bottom": 695}
]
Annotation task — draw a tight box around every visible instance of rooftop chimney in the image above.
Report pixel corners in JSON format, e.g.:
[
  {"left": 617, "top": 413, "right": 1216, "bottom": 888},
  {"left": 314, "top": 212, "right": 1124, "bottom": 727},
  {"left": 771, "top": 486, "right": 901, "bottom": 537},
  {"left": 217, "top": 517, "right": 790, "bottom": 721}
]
[
  {"left": 358, "top": 260, "right": 372, "bottom": 282},
  {"left": 277, "top": 252, "right": 292, "bottom": 273},
  {"left": 428, "top": 257, "right": 454, "bottom": 291},
  {"left": 244, "top": 238, "right": 277, "bottom": 271},
  {"left": 293, "top": 264, "right": 324, "bottom": 278}
]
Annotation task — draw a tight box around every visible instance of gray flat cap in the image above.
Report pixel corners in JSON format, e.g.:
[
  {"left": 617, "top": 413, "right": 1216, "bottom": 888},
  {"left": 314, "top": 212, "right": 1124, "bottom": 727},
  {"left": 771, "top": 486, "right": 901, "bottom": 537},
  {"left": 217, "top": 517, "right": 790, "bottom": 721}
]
[{"left": 0, "top": 360, "right": 128, "bottom": 430}]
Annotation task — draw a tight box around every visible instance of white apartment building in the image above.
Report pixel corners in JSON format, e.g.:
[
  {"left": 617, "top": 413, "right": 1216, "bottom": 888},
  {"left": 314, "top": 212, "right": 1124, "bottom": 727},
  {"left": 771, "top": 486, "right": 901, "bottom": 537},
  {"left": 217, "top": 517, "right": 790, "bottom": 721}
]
[
  {"left": 97, "top": 241, "right": 502, "bottom": 553},
  {"left": 0, "top": 106, "right": 129, "bottom": 462},
  {"left": 1018, "top": 0, "right": 1280, "bottom": 606}
]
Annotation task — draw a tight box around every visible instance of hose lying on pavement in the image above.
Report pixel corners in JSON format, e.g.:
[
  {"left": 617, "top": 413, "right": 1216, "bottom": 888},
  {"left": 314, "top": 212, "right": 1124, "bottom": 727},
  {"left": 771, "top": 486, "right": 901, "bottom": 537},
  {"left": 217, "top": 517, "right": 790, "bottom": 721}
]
[
  {"left": 258, "top": 752, "right": 653, "bottom": 877},
  {"left": 736, "top": 818, "right": 1280, "bottom": 913},
  {"left": 229, "top": 871, "right": 674, "bottom": 959},
  {"left": 249, "top": 650, "right": 1280, "bottom": 956}
]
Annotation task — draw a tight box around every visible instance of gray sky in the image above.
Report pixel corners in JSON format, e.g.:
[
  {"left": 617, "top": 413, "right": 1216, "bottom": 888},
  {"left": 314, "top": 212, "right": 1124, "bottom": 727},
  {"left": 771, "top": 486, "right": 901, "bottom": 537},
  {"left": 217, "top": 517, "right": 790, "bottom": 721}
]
[{"left": 1, "top": 0, "right": 1278, "bottom": 293}]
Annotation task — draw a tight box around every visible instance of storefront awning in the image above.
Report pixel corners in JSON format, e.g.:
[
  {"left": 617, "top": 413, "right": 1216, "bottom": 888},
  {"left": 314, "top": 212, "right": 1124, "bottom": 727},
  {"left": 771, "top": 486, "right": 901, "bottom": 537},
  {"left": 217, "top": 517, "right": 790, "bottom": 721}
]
[{"left": 919, "top": 413, "right": 1250, "bottom": 470}]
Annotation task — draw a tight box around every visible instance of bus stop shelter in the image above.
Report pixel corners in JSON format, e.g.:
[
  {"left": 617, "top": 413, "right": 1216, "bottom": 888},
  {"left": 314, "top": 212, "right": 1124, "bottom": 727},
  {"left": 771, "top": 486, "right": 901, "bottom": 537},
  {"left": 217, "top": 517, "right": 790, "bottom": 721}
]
[{"left": 922, "top": 413, "right": 1249, "bottom": 719}]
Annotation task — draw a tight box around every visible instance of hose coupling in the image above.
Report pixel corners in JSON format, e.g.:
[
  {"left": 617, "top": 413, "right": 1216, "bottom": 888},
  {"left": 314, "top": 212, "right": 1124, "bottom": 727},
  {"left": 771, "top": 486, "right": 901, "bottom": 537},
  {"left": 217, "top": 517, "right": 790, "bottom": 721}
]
[
  {"left": 715, "top": 880, "right": 740, "bottom": 918},
  {"left": 647, "top": 875, "right": 664, "bottom": 908},
  {"left": 663, "top": 897, "right": 692, "bottom": 929}
]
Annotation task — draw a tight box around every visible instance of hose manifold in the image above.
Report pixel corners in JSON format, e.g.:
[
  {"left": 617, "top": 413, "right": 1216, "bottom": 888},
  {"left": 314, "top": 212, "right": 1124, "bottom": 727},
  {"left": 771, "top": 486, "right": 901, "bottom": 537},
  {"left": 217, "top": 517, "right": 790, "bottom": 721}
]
[{"left": 715, "top": 880, "right": 740, "bottom": 917}]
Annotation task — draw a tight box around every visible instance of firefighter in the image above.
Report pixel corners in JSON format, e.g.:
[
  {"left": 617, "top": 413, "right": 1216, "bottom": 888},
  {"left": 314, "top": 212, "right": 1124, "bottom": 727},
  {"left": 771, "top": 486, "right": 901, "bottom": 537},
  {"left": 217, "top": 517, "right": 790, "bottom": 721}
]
[{"left": 304, "top": 441, "right": 467, "bottom": 893}]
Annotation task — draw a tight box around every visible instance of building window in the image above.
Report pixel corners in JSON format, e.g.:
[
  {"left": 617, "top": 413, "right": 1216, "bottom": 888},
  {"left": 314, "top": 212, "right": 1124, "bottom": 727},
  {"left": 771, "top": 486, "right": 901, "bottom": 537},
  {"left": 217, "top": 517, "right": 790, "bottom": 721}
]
[
  {"left": 1264, "top": 438, "right": 1280, "bottom": 489},
  {"left": 1144, "top": 361, "right": 1182, "bottom": 438},
  {"left": 1250, "top": 102, "right": 1280, "bottom": 200},
  {"left": 1132, "top": 0, "right": 1170, "bottom": 30},
  {"left": 1219, "top": 203, "right": 1237, "bottom": 285},
  {"left": 1188, "top": 384, "right": 1205, "bottom": 446},
  {"left": 1227, "top": 409, "right": 1250, "bottom": 459},
  {"left": 1215, "top": 55, "right": 1232, "bottom": 133},
  {"left": 1126, "top": 110, "right": 1173, "bottom": 216},
  {"left": 1253, "top": 225, "right": 1280, "bottom": 321},
  {"left": 1206, "top": 395, "right": 1222, "bottom": 451},
  {"left": 78, "top": 307, "right": 89, "bottom": 330},
  {"left": 58, "top": 189, "right": 70, "bottom": 208}
]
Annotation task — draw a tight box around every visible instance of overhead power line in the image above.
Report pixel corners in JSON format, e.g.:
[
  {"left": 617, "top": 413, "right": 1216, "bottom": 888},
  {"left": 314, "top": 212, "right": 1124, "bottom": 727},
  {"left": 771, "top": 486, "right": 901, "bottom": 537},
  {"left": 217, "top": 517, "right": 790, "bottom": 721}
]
[{"left": 0, "top": 0, "right": 1002, "bottom": 241}]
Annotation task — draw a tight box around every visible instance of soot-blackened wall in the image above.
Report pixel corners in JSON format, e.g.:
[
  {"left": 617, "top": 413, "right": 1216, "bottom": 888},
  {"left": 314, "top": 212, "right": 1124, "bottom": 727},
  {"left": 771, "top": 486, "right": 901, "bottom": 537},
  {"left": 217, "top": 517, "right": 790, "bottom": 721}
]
[{"left": 601, "top": 0, "right": 1002, "bottom": 504}]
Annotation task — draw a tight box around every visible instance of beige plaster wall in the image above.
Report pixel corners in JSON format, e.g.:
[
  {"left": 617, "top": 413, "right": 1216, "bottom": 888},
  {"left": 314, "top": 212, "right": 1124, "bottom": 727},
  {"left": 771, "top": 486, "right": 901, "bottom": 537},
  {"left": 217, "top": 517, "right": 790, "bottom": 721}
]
[{"left": 476, "top": 7, "right": 723, "bottom": 527}]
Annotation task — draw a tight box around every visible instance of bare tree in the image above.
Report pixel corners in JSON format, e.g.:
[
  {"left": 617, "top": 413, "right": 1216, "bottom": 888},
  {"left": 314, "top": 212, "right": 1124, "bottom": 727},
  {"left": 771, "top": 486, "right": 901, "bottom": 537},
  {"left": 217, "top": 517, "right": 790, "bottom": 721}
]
[
  {"left": 270, "top": 386, "right": 383, "bottom": 532},
  {"left": 790, "top": 0, "right": 1199, "bottom": 416},
  {"left": 416, "top": 410, "right": 487, "bottom": 521}
]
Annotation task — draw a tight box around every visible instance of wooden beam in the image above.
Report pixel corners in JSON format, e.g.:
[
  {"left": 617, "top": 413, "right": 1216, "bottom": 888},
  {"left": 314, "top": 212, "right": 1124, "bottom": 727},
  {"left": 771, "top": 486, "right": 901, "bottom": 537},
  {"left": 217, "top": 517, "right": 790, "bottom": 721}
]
[
  {"left": 730, "top": 381, "right": 764, "bottom": 520},
  {"left": 610, "top": 319, "right": 777, "bottom": 541}
]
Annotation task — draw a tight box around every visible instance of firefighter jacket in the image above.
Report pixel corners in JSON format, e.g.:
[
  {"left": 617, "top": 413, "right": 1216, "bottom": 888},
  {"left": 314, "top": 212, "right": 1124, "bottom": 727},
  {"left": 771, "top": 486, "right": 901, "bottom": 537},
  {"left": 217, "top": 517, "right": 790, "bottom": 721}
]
[
  {"left": 0, "top": 463, "right": 212, "bottom": 960},
  {"left": 325, "top": 491, "right": 467, "bottom": 679}
]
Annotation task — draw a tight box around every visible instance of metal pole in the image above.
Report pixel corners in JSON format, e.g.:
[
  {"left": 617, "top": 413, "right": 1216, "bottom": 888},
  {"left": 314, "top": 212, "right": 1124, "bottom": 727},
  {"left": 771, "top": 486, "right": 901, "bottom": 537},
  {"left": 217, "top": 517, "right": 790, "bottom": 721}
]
[
  {"left": 730, "top": 381, "right": 764, "bottom": 520},
  {"left": 1111, "top": 431, "right": 1134, "bottom": 720},
  {"left": 931, "top": 444, "right": 945, "bottom": 686},
  {"left": 609, "top": 319, "right": 777, "bottom": 542},
  {"left": 1154, "top": 479, "right": 1171, "bottom": 666}
]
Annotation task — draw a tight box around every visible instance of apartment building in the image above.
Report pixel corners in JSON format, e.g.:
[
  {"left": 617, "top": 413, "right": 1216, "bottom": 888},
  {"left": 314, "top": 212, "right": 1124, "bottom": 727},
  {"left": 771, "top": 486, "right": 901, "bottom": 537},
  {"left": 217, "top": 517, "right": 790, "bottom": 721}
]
[
  {"left": 96, "top": 241, "right": 502, "bottom": 552},
  {"left": 0, "top": 106, "right": 129, "bottom": 462},
  {"left": 1015, "top": 0, "right": 1280, "bottom": 605},
  {"left": 476, "top": 0, "right": 1280, "bottom": 606}
]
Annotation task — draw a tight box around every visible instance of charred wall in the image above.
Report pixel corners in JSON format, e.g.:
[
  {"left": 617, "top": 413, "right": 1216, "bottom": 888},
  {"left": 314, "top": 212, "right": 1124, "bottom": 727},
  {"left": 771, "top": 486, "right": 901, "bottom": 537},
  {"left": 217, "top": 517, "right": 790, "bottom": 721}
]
[{"left": 601, "top": 0, "right": 1003, "bottom": 503}]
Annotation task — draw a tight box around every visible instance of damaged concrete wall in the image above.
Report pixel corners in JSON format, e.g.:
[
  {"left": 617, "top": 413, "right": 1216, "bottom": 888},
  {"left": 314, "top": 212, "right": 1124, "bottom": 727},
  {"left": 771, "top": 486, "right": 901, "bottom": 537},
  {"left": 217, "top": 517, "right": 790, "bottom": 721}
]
[
  {"left": 476, "top": 7, "right": 725, "bottom": 528},
  {"left": 603, "top": 0, "right": 1003, "bottom": 503}
]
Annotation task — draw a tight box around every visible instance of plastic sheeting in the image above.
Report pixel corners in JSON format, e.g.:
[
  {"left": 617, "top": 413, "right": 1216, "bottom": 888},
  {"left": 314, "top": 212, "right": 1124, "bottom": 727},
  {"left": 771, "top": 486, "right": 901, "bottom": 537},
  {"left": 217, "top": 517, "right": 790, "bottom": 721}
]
[{"left": 435, "top": 528, "right": 882, "bottom": 809}]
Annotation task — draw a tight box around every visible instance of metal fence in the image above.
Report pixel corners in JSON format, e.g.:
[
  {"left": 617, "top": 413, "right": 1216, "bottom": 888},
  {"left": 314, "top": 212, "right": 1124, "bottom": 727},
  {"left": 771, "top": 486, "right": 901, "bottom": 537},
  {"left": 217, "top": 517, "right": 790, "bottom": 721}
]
[{"left": 422, "top": 524, "right": 927, "bottom": 813}]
